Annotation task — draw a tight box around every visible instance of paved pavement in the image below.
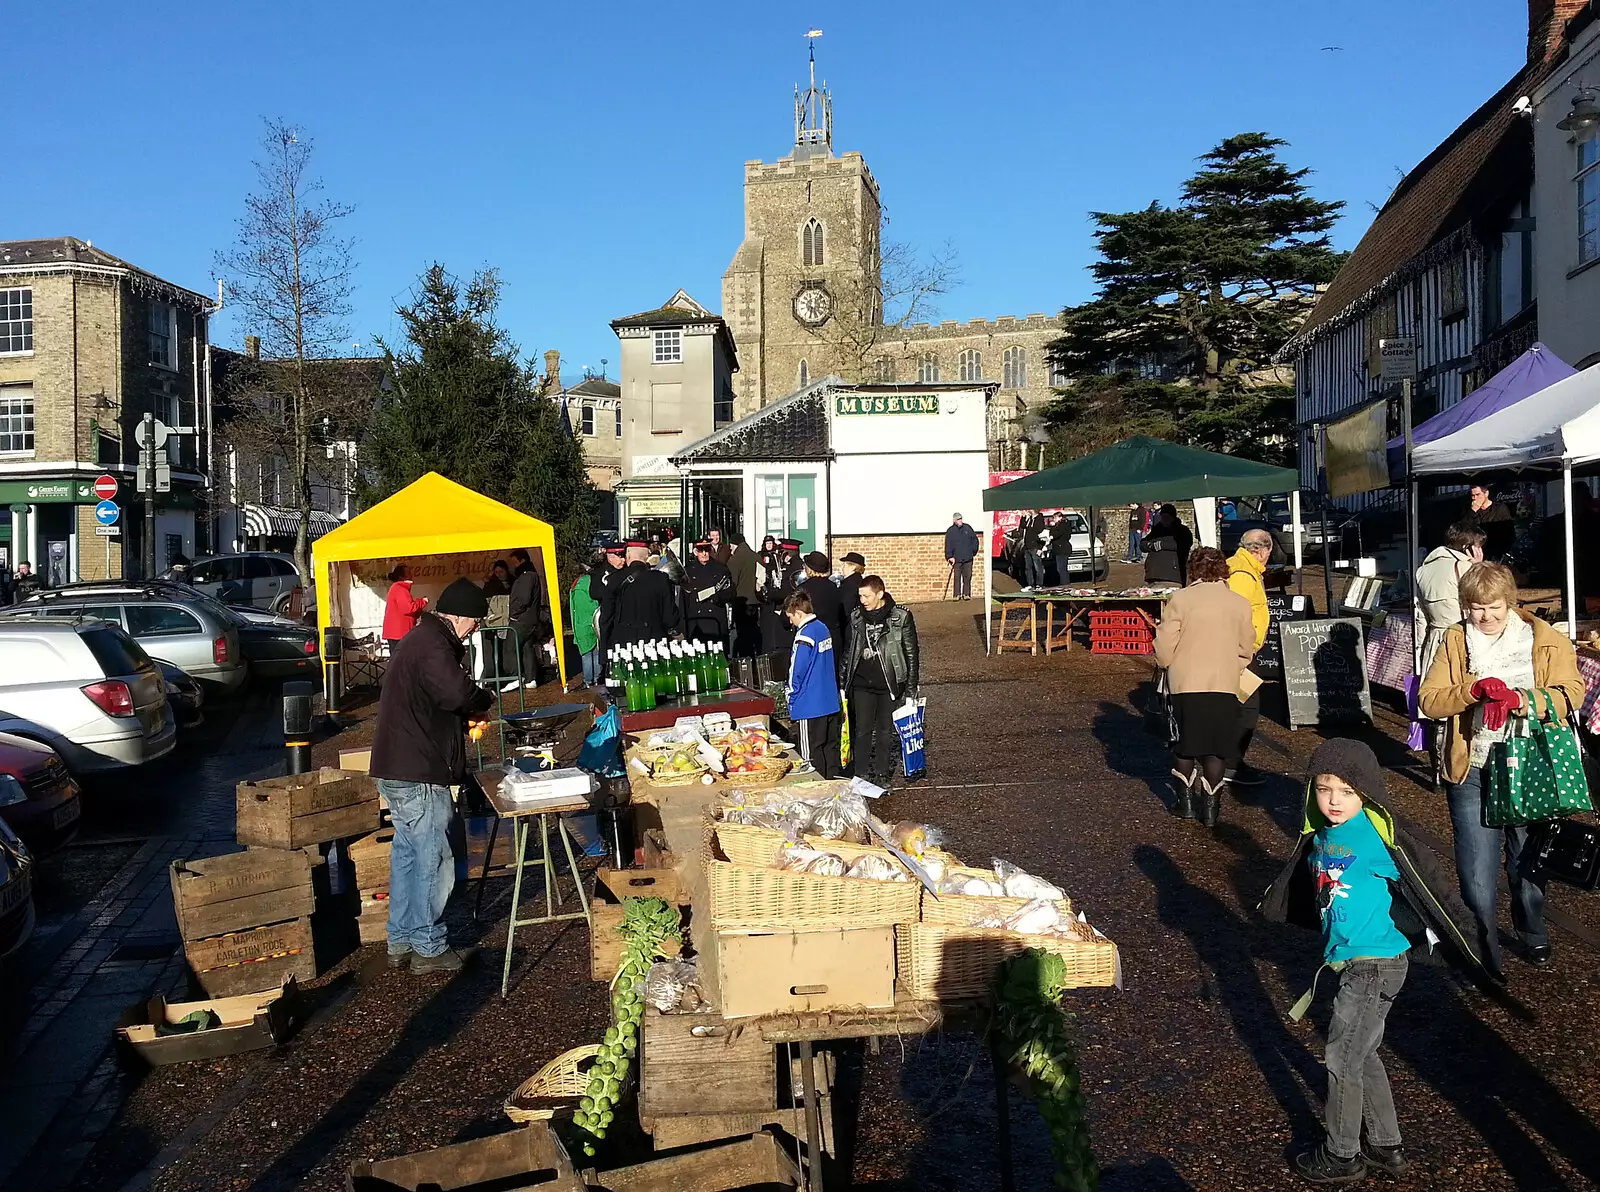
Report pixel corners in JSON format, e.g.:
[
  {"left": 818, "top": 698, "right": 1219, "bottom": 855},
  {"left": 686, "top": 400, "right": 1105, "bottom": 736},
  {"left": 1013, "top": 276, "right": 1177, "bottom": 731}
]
[{"left": 0, "top": 684, "right": 291, "bottom": 1191}]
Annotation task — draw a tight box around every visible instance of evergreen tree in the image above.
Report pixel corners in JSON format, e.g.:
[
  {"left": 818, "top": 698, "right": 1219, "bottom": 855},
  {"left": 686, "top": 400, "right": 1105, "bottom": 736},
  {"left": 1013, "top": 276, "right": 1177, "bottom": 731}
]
[
  {"left": 366, "top": 265, "right": 595, "bottom": 576},
  {"left": 1045, "top": 133, "right": 1344, "bottom": 464}
]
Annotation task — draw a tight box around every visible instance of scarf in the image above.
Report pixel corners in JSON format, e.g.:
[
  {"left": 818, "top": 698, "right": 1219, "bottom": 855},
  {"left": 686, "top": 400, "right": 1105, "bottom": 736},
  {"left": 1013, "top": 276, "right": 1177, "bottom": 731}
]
[{"left": 1464, "top": 614, "right": 1536, "bottom": 768}]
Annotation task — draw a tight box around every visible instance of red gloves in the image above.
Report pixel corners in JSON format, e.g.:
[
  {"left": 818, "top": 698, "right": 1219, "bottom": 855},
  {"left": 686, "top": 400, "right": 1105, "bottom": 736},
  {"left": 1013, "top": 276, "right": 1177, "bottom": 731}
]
[{"left": 1470, "top": 678, "right": 1522, "bottom": 731}]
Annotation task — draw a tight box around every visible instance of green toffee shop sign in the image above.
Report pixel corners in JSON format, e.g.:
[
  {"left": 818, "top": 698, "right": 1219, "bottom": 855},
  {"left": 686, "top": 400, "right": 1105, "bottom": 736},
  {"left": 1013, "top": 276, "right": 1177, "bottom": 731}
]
[{"left": 834, "top": 393, "right": 940, "bottom": 416}]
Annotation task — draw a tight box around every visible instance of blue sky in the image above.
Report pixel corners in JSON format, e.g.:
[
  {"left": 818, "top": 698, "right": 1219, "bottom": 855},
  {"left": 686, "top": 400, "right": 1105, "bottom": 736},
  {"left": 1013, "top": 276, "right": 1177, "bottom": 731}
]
[{"left": 17, "top": 1, "right": 1528, "bottom": 377}]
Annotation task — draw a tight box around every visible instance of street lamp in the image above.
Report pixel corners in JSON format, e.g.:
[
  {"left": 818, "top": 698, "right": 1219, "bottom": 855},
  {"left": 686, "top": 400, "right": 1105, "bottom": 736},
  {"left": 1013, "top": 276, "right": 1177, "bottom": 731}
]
[{"left": 1557, "top": 88, "right": 1600, "bottom": 136}]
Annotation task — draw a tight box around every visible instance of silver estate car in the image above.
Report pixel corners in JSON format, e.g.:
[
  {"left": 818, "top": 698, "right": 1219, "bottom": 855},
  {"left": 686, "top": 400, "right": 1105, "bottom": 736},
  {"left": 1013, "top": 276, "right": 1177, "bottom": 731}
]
[{"left": 0, "top": 619, "right": 176, "bottom": 772}]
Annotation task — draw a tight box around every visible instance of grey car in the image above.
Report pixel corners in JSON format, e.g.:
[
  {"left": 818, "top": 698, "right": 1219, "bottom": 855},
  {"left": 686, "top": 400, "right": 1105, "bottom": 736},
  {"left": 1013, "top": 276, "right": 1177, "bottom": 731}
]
[
  {"left": 1, "top": 592, "right": 246, "bottom": 691},
  {"left": 175, "top": 553, "right": 306, "bottom": 614}
]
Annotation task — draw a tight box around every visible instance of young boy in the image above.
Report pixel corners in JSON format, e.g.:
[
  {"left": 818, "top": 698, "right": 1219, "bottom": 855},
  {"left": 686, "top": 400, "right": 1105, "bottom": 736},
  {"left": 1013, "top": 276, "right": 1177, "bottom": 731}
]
[
  {"left": 784, "top": 590, "right": 843, "bottom": 778},
  {"left": 1262, "top": 738, "right": 1500, "bottom": 1184}
]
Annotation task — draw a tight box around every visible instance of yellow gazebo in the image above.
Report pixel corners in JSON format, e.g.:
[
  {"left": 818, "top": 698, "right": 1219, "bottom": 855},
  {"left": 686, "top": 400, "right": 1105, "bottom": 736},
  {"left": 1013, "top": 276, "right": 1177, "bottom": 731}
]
[{"left": 313, "top": 472, "right": 567, "bottom": 685}]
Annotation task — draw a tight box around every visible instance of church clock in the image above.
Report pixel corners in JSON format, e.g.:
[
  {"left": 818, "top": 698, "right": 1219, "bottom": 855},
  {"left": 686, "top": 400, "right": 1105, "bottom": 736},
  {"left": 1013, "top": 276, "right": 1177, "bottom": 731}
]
[{"left": 792, "top": 284, "right": 834, "bottom": 328}]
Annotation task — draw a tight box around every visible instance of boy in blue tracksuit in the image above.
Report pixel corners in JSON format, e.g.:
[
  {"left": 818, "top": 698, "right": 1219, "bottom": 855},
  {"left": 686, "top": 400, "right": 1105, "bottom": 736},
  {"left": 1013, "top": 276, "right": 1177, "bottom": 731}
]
[{"left": 784, "top": 589, "right": 843, "bottom": 777}]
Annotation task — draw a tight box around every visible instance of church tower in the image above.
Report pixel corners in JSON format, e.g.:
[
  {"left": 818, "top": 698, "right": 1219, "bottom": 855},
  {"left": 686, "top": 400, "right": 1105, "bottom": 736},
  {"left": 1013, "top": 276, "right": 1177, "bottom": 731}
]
[{"left": 722, "top": 34, "right": 882, "bottom": 417}]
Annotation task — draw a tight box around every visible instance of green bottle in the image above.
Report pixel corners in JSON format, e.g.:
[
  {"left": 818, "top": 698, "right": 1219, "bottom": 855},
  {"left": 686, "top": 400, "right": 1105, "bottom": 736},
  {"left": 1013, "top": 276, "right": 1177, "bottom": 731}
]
[
  {"left": 712, "top": 641, "right": 730, "bottom": 690},
  {"left": 634, "top": 648, "right": 657, "bottom": 710},
  {"left": 651, "top": 642, "right": 673, "bottom": 699},
  {"left": 698, "top": 641, "right": 718, "bottom": 693}
]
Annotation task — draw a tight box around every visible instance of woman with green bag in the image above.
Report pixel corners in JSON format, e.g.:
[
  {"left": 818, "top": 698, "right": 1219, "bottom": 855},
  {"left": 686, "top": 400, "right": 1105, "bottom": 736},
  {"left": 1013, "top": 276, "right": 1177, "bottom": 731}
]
[{"left": 1419, "top": 562, "right": 1587, "bottom": 973}]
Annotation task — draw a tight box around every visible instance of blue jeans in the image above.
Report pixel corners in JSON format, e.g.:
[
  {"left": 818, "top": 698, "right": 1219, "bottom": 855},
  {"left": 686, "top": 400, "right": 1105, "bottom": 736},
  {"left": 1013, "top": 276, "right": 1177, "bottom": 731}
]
[
  {"left": 1446, "top": 764, "right": 1546, "bottom": 971},
  {"left": 1125, "top": 531, "right": 1143, "bottom": 563},
  {"left": 580, "top": 648, "right": 600, "bottom": 684},
  {"left": 1324, "top": 955, "right": 1408, "bottom": 1159},
  {"left": 377, "top": 779, "right": 456, "bottom": 957},
  {"left": 1022, "top": 550, "right": 1045, "bottom": 588}
]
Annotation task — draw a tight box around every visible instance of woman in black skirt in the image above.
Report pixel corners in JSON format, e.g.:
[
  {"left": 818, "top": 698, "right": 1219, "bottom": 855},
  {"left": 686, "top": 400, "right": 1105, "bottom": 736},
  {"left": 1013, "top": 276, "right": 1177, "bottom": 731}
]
[{"left": 1152, "top": 547, "right": 1256, "bottom": 826}]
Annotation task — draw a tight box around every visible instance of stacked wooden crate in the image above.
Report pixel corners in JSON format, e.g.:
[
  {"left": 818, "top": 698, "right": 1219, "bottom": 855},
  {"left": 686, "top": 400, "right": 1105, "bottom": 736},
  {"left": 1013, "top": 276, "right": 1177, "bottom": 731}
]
[
  {"left": 171, "top": 849, "right": 319, "bottom": 997},
  {"left": 236, "top": 768, "right": 382, "bottom": 851},
  {"left": 348, "top": 826, "right": 393, "bottom": 944}
]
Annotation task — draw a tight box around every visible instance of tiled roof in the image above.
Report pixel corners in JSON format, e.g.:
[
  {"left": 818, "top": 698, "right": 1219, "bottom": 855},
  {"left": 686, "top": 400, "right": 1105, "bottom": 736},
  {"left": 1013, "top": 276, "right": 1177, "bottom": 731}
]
[
  {"left": 672, "top": 378, "right": 836, "bottom": 464},
  {"left": 0, "top": 236, "right": 215, "bottom": 308},
  {"left": 1282, "top": 59, "right": 1554, "bottom": 357},
  {"left": 563, "top": 377, "right": 621, "bottom": 399}
]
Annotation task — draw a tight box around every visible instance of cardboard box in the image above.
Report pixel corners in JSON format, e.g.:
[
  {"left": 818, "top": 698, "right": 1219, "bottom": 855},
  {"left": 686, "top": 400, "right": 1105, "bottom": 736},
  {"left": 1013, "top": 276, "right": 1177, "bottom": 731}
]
[
  {"left": 185, "top": 916, "right": 317, "bottom": 998},
  {"left": 116, "top": 979, "right": 298, "bottom": 1065},
  {"left": 236, "top": 768, "right": 380, "bottom": 850},
  {"left": 716, "top": 927, "right": 894, "bottom": 1020},
  {"left": 170, "top": 849, "right": 316, "bottom": 941},
  {"left": 637, "top": 1010, "right": 776, "bottom": 1119},
  {"left": 337, "top": 748, "right": 371, "bottom": 774}
]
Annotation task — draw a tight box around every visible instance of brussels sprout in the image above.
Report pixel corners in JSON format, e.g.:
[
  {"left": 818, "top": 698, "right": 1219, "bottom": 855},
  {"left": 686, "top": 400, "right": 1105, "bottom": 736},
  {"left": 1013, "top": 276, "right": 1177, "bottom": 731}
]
[
  {"left": 582, "top": 1142, "right": 596, "bottom": 1158},
  {"left": 603, "top": 1027, "right": 618, "bottom": 1046},
  {"left": 580, "top": 1096, "right": 594, "bottom": 1113},
  {"left": 594, "top": 1126, "right": 608, "bottom": 1139},
  {"left": 599, "top": 1110, "right": 614, "bottom": 1127}
]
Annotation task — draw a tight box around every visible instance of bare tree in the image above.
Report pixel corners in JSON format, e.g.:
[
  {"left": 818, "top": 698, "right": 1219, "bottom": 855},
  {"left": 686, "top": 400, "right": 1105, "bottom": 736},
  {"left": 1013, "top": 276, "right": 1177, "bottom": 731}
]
[
  {"left": 215, "top": 119, "right": 355, "bottom": 582},
  {"left": 812, "top": 239, "right": 959, "bottom": 380}
]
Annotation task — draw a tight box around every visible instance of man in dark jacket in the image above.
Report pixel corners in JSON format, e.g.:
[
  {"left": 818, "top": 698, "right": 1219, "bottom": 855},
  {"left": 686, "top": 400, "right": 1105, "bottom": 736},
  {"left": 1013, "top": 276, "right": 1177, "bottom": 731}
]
[
  {"left": 1143, "top": 504, "right": 1193, "bottom": 586},
  {"left": 605, "top": 542, "right": 680, "bottom": 649},
  {"left": 836, "top": 552, "right": 866, "bottom": 637},
  {"left": 683, "top": 540, "right": 734, "bottom": 646},
  {"left": 943, "top": 513, "right": 980, "bottom": 600},
  {"left": 588, "top": 543, "right": 626, "bottom": 663},
  {"left": 11, "top": 562, "right": 40, "bottom": 603},
  {"left": 726, "top": 532, "right": 759, "bottom": 657},
  {"left": 1018, "top": 513, "right": 1047, "bottom": 588},
  {"left": 1046, "top": 512, "right": 1075, "bottom": 585},
  {"left": 841, "top": 576, "right": 920, "bottom": 787},
  {"left": 505, "top": 548, "right": 553, "bottom": 688},
  {"left": 370, "top": 579, "right": 495, "bottom": 973},
  {"left": 799, "top": 551, "right": 843, "bottom": 679},
  {"left": 760, "top": 538, "right": 804, "bottom": 653}
]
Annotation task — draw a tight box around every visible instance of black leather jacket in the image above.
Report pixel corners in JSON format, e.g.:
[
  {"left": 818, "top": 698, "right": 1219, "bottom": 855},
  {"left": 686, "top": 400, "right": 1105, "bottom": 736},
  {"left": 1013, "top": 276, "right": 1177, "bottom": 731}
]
[{"left": 841, "top": 602, "right": 920, "bottom": 700}]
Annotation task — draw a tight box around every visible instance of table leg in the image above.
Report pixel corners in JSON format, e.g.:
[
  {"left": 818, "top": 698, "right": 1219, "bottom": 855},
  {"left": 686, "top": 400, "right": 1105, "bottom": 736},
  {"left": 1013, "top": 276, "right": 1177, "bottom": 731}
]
[
  {"left": 991, "top": 1035, "right": 1014, "bottom": 1192},
  {"left": 540, "top": 813, "right": 560, "bottom": 921},
  {"left": 473, "top": 815, "right": 501, "bottom": 922},
  {"left": 799, "top": 1040, "right": 825, "bottom": 1192},
  {"left": 1029, "top": 601, "right": 1039, "bottom": 656},
  {"left": 500, "top": 817, "right": 529, "bottom": 999},
  {"left": 559, "top": 816, "right": 592, "bottom": 924}
]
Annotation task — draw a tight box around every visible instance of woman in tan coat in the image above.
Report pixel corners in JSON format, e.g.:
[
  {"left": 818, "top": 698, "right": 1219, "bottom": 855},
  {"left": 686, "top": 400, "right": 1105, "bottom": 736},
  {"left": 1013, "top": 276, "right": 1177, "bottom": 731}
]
[
  {"left": 1418, "top": 561, "right": 1585, "bottom": 974},
  {"left": 1153, "top": 547, "right": 1257, "bottom": 827}
]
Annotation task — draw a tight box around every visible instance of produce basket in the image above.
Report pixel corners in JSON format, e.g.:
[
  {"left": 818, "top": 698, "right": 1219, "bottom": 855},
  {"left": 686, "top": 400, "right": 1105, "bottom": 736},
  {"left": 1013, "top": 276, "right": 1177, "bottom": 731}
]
[
  {"left": 638, "top": 749, "right": 712, "bottom": 787},
  {"left": 895, "top": 923, "right": 1118, "bottom": 1000},
  {"left": 920, "top": 865, "right": 1074, "bottom": 927},
  {"left": 705, "top": 827, "right": 921, "bottom": 931},
  {"left": 719, "top": 755, "right": 794, "bottom": 788},
  {"left": 504, "top": 1043, "right": 601, "bottom": 1122},
  {"left": 711, "top": 820, "right": 893, "bottom": 868}
]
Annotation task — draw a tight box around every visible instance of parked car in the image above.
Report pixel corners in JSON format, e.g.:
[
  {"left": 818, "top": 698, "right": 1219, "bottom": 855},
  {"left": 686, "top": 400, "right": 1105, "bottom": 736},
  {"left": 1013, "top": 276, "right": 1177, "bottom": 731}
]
[
  {"left": 0, "top": 814, "right": 34, "bottom": 960},
  {"left": 1042, "top": 512, "right": 1109, "bottom": 581},
  {"left": 6, "top": 584, "right": 246, "bottom": 691},
  {"left": 0, "top": 732, "right": 82, "bottom": 853},
  {"left": 168, "top": 553, "right": 310, "bottom": 616},
  {"left": 0, "top": 618, "right": 176, "bottom": 773},
  {"left": 152, "top": 659, "right": 205, "bottom": 729},
  {"left": 1219, "top": 489, "right": 1342, "bottom": 565},
  {"left": 215, "top": 604, "right": 320, "bottom": 679}
]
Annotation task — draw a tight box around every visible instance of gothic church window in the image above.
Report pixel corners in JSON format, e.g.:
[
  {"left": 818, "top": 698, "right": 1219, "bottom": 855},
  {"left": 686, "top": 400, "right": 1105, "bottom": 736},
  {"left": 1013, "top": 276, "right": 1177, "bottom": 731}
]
[
  {"left": 799, "top": 360, "right": 809, "bottom": 386},
  {"left": 802, "top": 219, "right": 825, "bottom": 268},
  {"left": 918, "top": 354, "right": 940, "bottom": 384},
  {"left": 874, "top": 357, "right": 896, "bottom": 383},
  {"left": 958, "top": 349, "right": 982, "bottom": 383},
  {"left": 1003, "top": 346, "right": 1027, "bottom": 389}
]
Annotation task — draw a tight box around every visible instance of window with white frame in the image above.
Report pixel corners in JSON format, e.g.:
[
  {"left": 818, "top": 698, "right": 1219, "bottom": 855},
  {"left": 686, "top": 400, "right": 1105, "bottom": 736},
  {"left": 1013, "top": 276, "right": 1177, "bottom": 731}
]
[
  {"left": 918, "top": 353, "right": 939, "bottom": 384},
  {"left": 147, "top": 301, "right": 177, "bottom": 369},
  {"left": 0, "top": 288, "right": 32, "bottom": 354},
  {"left": 653, "top": 329, "right": 682, "bottom": 363},
  {"left": 0, "top": 385, "right": 34, "bottom": 453},
  {"left": 802, "top": 219, "right": 825, "bottom": 267},
  {"left": 581, "top": 403, "right": 595, "bottom": 435},
  {"left": 874, "top": 356, "right": 896, "bottom": 383},
  {"left": 1580, "top": 134, "right": 1600, "bottom": 266},
  {"left": 958, "top": 349, "right": 982, "bottom": 383},
  {"left": 615, "top": 404, "right": 623, "bottom": 437},
  {"left": 1002, "top": 346, "right": 1027, "bottom": 388}
]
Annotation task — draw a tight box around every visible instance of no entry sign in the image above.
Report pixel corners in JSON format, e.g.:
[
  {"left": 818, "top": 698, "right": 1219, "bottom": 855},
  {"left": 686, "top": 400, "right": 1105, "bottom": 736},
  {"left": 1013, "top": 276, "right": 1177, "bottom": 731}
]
[{"left": 93, "top": 474, "right": 118, "bottom": 500}]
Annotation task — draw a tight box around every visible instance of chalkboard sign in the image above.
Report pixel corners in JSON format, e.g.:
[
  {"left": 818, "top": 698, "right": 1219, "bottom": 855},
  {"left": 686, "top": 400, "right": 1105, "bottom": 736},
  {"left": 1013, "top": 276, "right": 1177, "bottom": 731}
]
[
  {"left": 1256, "top": 592, "right": 1310, "bottom": 682},
  {"left": 1279, "top": 616, "right": 1373, "bottom": 730}
]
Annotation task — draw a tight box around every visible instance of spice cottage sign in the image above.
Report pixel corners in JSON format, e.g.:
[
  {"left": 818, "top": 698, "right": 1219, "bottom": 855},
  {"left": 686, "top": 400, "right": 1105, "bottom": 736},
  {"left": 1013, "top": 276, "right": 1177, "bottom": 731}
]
[{"left": 834, "top": 394, "right": 939, "bottom": 416}]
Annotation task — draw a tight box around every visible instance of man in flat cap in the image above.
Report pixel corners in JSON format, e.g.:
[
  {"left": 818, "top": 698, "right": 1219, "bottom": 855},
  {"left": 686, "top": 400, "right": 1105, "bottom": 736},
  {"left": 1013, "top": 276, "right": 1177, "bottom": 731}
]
[
  {"left": 684, "top": 539, "right": 734, "bottom": 647},
  {"left": 605, "top": 540, "right": 680, "bottom": 650}
]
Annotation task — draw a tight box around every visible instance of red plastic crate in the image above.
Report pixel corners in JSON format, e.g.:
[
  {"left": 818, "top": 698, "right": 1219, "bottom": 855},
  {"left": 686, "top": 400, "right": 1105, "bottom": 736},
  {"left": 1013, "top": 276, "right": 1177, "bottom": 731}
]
[
  {"left": 1090, "top": 626, "right": 1153, "bottom": 643},
  {"left": 1087, "top": 610, "right": 1149, "bottom": 630},
  {"left": 1090, "top": 637, "right": 1154, "bottom": 656}
]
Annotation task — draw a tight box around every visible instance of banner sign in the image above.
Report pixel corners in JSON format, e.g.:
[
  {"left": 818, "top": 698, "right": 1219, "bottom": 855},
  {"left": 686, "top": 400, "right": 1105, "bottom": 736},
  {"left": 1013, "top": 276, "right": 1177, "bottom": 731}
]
[
  {"left": 834, "top": 394, "right": 939, "bottom": 416},
  {"left": 1325, "top": 403, "right": 1391, "bottom": 498},
  {"left": 988, "top": 471, "right": 1034, "bottom": 556}
]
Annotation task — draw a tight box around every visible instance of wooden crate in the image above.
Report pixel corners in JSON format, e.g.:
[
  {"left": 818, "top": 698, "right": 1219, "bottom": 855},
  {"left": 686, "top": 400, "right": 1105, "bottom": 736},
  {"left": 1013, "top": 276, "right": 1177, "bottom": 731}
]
[
  {"left": 185, "top": 917, "right": 317, "bottom": 998},
  {"left": 637, "top": 1009, "right": 776, "bottom": 1120},
  {"left": 236, "top": 768, "right": 381, "bottom": 850},
  {"left": 590, "top": 867, "right": 689, "bottom": 982},
  {"left": 356, "top": 894, "right": 388, "bottom": 944},
  {"left": 716, "top": 928, "right": 895, "bottom": 1019},
  {"left": 347, "top": 826, "right": 393, "bottom": 893},
  {"left": 349, "top": 1121, "right": 583, "bottom": 1192},
  {"left": 170, "top": 849, "right": 316, "bottom": 941}
]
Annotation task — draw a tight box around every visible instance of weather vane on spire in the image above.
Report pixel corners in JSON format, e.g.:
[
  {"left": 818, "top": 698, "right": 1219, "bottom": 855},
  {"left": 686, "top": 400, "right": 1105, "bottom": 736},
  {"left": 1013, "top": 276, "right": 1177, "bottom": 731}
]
[{"left": 794, "top": 28, "right": 832, "bottom": 158}]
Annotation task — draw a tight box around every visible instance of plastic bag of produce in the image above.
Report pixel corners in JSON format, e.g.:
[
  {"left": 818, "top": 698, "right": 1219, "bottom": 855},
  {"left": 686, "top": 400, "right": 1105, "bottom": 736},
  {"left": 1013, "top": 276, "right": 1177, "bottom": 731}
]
[
  {"left": 937, "top": 872, "right": 1005, "bottom": 897},
  {"left": 890, "top": 821, "right": 947, "bottom": 858},
  {"left": 992, "top": 859, "right": 1066, "bottom": 902},
  {"left": 778, "top": 844, "right": 847, "bottom": 876},
  {"left": 643, "top": 961, "right": 702, "bottom": 1013},
  {"left": 800, "top": 788, "right": 870, "bottom": 842},
  {"left": 845, "top": 854, "right": 909, "bottom": 882}
]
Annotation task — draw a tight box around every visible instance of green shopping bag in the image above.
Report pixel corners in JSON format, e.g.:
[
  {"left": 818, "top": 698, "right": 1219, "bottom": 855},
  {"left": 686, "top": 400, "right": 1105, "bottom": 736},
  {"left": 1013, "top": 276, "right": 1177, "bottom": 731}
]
[{"left": 1483, "top": 689, "right": 1594, "bottom": 827}]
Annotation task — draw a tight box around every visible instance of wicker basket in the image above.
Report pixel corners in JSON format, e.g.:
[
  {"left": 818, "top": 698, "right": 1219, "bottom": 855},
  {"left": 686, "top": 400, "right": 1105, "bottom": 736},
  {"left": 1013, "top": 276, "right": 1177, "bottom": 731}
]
[
  {"left": 705, "top": 826, "right": 921, "bottom": 930},
  {"left": 504, "top": 1043, "right": 602, "bottom": 1122},
  {"left": 718, "top": 755, "right": 793, "bottom": 788},
  {"left": 920, "top": 865, "right": 1074, "bottom": 927},
  {"left": 710, "top": 820, "right": 895, "bottom": 869},
  {"left": 895, "top": 924, "right": 1118, "bottom": 1000}
]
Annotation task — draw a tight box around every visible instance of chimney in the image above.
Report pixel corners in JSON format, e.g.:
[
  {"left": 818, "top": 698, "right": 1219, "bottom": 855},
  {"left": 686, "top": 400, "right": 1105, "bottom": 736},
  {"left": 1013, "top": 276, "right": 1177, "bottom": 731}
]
[
  {"left": 1530, "top": 0, "right": 1586, "bottom": 62},
  {"left": 544, "top": 349, "right": 561, "bottom": 392},
  {"left": 245, "top": 335, "right": 261, "bottom": 360}
]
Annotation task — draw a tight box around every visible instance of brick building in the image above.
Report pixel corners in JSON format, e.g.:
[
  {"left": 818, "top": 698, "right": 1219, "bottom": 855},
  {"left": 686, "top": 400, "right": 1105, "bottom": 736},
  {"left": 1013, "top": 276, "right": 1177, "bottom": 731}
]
[
  {"left": 0, "top": 237, "right": 218, "bottom": 582},
  {"left": 721, "top": 47, "right": 1061, "bottom": 465}
]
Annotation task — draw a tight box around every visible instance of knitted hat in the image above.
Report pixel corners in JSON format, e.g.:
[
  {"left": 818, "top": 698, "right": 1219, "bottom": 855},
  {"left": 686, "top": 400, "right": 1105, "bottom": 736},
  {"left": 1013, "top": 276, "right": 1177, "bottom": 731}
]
[
  {"left": 434, "top": 577, "right": 489, "bottom": 619},
  {"left": 1306, "top": 738, "right": 1386, "bottom": 802}
]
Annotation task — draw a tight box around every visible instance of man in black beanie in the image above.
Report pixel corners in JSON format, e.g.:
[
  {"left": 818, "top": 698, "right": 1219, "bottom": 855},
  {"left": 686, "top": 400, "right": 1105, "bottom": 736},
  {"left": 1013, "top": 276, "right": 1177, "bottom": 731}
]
[{"left": 370, "top": 576, "right": 495, "bottom": 973}]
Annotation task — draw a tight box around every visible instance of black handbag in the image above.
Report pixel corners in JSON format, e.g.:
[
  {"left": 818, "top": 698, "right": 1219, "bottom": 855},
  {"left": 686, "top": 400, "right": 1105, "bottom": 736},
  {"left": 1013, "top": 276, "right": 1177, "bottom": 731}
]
[{"left": 1523, "top": 819, "right": 1600, "bottom": 890}]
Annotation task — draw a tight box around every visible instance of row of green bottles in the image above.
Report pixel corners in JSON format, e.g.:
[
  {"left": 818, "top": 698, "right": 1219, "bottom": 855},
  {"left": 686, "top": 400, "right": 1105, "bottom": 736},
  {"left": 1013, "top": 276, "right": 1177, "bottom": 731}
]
[{"left": 608, "top": 639, "right": 732, "bottom": 711}]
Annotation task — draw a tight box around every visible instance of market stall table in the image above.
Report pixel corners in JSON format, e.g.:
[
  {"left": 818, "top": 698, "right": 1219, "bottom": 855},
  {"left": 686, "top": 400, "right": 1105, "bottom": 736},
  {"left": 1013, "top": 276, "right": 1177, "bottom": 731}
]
[
  {"left": 618, "top": 685, "right": 776, "bottom": 732},
  {"left": 480, "top": 769, "right": 594, "bottom": 998},
  {"left": 994, "top": 590, "right": 1173, "bottom": 655}
]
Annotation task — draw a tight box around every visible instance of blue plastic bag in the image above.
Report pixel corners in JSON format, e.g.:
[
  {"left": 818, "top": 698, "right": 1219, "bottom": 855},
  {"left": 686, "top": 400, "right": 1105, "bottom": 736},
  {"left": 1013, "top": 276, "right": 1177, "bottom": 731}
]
[
  {"left": 893, "top": 697, "right": 927, "bottom": 781},
  {"left": 576, "top": 705, "right": 624, "bottom": 778}
]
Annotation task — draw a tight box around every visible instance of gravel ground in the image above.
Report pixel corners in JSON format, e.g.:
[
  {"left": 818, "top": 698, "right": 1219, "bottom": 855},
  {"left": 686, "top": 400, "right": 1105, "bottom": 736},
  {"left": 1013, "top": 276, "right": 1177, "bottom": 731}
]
[{"left": 65, "top": 599, "right": 1600, "bottom": 1191}]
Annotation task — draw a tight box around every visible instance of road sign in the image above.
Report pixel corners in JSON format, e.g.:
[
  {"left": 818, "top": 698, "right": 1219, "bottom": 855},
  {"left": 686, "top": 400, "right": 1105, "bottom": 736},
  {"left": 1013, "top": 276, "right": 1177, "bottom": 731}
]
[
  {"left": 93, "top": 474, "right": 118, "bottom": 500},
  {"left": 1380, "top": 337, "right": 1417, "bottom": 383},
  {"left": 94, "top": 500, "right": 120, "bottom": 526},
  {"left": 156, "top": 465, "right": 171, "bottom": 494},
  {"left": 133, "top": 420, "right": 170, "bottom": 450},
  {"left": 94, "top": 525, "right": 121, "bottom": 537}
]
